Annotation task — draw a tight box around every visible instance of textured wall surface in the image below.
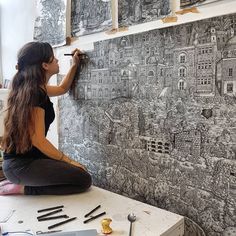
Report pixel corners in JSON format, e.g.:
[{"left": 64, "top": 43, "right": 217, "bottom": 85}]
[
  {"left": 34, "top": 0, "right": 67, "bottom": 47},
  {"left": 58, "top": 13, "right": 236, "bottom": 236},
  {"left": 71, "top": 0, "right": 112, "bottom": 36},
  {"left": 118, "top": 0, "right": 170, "bottom": 27}
]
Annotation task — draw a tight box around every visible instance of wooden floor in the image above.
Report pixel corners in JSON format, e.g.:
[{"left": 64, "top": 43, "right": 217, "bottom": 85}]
[{"left": 0, "top": 186, "right": 184, "bottom": 236}]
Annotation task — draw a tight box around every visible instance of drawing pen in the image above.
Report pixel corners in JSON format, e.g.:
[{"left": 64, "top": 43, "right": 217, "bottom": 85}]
[
  {"left": 84, "top": 205, "right": 101, "bottom": 217},
  {"left": 38, "top": 205, "right": 64, "bottom": 213},
  {"left": 64, "top": 53, "right": 88, "bottom": 57},
  {"left": 48, "top": 217, "right": 77, "bottom": 230},
  {"left": 83, "top": 211, "right": 106, "bottom": 224},
  {"left": 37, "top": 209, "right": 63, "bottom": 219},
  {"left": 38, "top": 215, "right": 69, "bottom": 221}
]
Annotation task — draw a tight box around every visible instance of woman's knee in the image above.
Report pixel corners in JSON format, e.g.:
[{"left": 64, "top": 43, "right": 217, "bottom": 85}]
[{"left": 83, "top": 171, "right": 92, "bottom": 189}]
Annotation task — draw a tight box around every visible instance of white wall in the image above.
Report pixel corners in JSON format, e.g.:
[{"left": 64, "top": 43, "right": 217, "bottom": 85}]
[
  {"left": 0, "top": 0, "right": 37, "bottom": 81},
  {"left": 0, "top": 0, "right": 58, "bottom": 147}
]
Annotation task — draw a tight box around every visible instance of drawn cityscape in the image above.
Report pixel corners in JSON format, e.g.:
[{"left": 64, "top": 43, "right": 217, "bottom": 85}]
[
  {"left": 71, "top": 0, "right": 112, "bottom": 36},
  {"left": 34, "top": 0, "right": 67, "bottom": 47},
  {"left": 118, "top": 0, "right": 170, "bottom": 27},
  {"left": 58, "top": 13, "right": 236, "bottom": 236},
  {"left": 181, "top": 0, "right": 228, "bottom": 8}
]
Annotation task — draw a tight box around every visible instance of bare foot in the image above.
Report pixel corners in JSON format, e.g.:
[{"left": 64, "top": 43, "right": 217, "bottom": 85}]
[
  {"left": 0, "top": 183, "right": 24, "bottom": 195},
  {"left": 0, "top": 179, "right": 12, "bottom": 187}
]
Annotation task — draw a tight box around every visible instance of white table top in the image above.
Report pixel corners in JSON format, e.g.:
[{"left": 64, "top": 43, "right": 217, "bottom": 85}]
[{"left": 0, "top": 186, "right": 184, "bottom": 236}]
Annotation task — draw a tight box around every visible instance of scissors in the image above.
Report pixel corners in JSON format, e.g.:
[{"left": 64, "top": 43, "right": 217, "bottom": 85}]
[{"left": 36, "top": 230, "right": 62, "bottom": 235}]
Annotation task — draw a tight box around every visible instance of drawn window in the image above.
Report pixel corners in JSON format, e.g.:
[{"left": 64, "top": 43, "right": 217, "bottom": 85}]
[
  {"left": 92, "top": 89, "right": 96, "bottom": 97},
  {"left": 207, "top": 77, "right": 212, "bottom": 84},
  {"left": 98, "top": 59, "right": 104, "bottom": 69},
  {"left": 160, "top": 68, "right": 163, "bottom": 76},
  {"left": 178, "top": 80, "right": 185, "bottom": 90},
  {"left": 179, "top": 53, "right": 186, "bottom": 63},
  {"left": 98, "top": 88, "right": 102, "bottom": 97},
  {"left": 179, "top": 67, "right": 186, "bottom": 77},
  {"left": 120, "top": 36, "right": 129, "bottom": 46},
  {"left": 105, "top": 88, "right": 109, "bottom": 97},
  {"left": 229, "top": 68, "right": 233, "bottom": 77},
  {"left": 87, "top": 85, "right": 91, "bottom": 92},
  {"left": 227, "top": 83, "right": 233, "bottom": 93},
  {"left": 117, "top": 89, "right": 121, "bottom": 96},
  {"left": 187, "top": 26, "right": 192, "bottom": 34},
  {"left": 148, "top": 71, "right": 154, "bottom": 77},
  {"left": 142, "top": 35, "right": 146, "bottom": 42}
]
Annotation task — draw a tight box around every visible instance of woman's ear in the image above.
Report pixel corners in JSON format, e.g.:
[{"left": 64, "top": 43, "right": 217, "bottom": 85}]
[{"left": 42, "top": 62, "right": 48, "bottom": 70}]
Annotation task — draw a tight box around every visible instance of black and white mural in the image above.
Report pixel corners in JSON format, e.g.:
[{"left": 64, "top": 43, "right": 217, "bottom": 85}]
[
  {"left": 180, "top": 0, "right": 229, "bottom": 8},
  {"left": 71, "top": 0, "right": 112, "bottom": 37},
  {"left": 34, "top": 0, "right": 68, "bottom": 47},
  {"left": 118, "top": 0, "right": 170, "bottom": 27},
  {"left": 59, "top": 13, "right": 236, "bottom": 236}
]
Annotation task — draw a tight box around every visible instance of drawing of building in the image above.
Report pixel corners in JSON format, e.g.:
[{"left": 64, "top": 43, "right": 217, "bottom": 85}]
[
  {"left": 173, "top": 46, "right": 195, "bottom": 93},
  {"left": 71, "top": 0, "right": 112, "bottom": 36},
  {"left": 174, "top": 130, "right": 201, "bottom": 157},
  {"left": 180, "top": 0, "right": 206, "bottom": 7},
  {"left": 118, "top": 0, "right": 170, "bottom": 27},
  {"left": 216, "top": 36, "right": 236, "bottom": 96}
]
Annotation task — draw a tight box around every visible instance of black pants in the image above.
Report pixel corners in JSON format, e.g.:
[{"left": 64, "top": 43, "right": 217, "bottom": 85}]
[{"left": 2, "top": 157, "right": 92, "bottom": 195}]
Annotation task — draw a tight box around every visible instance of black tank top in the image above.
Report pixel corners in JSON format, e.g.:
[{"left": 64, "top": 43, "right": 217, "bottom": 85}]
[{"left": 3, "top": 88, "right": 55, "bottom": 160}]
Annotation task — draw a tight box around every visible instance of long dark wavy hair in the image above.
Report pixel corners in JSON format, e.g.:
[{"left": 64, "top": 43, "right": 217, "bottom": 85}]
[{"left": 2, "top": 42, "right": 54, "bottom": 154}]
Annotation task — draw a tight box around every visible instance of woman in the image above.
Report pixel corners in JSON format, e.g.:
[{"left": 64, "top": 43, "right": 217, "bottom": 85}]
[{"left": 0, "top": 42, "right": 92, "bottom": 195}]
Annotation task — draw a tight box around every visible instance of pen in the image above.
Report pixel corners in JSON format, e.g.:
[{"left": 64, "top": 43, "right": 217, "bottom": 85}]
[
  {"left": 48, "top": 217, "right": 77, "bottom": 230},
  {"left": 38, "top": 215, "right": 69, "bottom": 221},
  {"left": 64, "top": 53, "right": 88, "bottom": 57},
  {"left": 38, "top": 205, "right": 64, "bottom": 213},
  {"left": 84, "top": 205, "right": 101, "bottom": 217},
  {"left": 83, "top": 212, "right": 106, "bottom": 224},
  {"left": 37, "top": 209, "right": 63, "bottom": 219}
]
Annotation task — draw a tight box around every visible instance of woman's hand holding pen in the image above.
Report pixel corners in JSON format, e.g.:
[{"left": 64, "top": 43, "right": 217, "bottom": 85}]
[{"left": 71, "top": 48, "right": 82, "bottom": 67}]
